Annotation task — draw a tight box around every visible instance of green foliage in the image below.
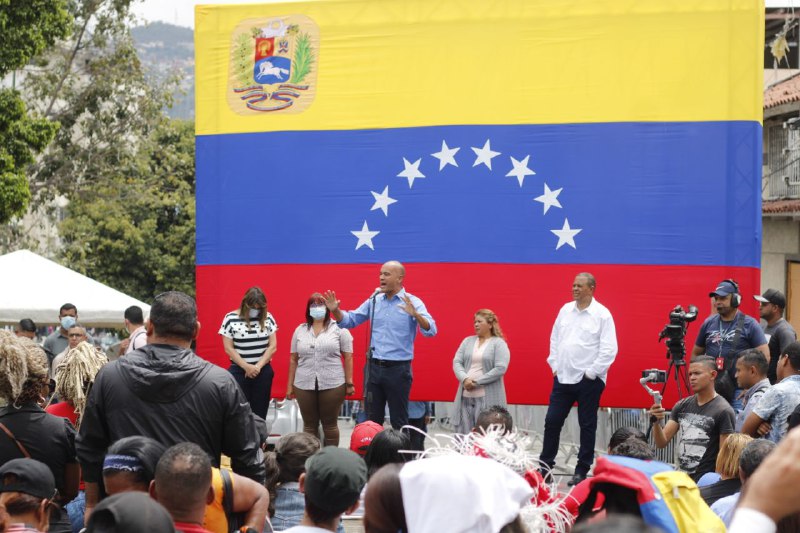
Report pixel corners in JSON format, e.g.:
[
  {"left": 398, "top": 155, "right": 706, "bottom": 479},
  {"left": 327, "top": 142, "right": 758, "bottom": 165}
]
[
  {"left": 0, "top": 0, "right": 196, "bottom": 299},
  {"left": 0, "top": 1, "right": 71, "bottom": 223},
  {"left": 0, "top": 0, "right": 71, "bottom": 75},
  {"left": 290, "top": 32, "right": 313, "bottom": 84},
  {"left": 60, "top": 119, "right": 196, "bottom": 301},
  {"left": 233, "top": 33, "right": 253, "bottom": 87}
]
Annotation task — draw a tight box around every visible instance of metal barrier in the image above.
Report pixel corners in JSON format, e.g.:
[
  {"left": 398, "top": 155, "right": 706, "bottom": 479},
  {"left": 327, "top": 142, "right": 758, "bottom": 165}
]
[{"left": 339, "top": 401, "right": 677, "bottom": 468}]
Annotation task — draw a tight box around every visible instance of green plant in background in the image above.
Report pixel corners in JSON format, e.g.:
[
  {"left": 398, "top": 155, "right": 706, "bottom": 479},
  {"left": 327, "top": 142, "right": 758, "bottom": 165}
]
[
  {"left": 290, "top": 32, "right": 314, "bottom": 84},
  {"left": 233, "top": 33, "right": 253, "bottom": 87}
]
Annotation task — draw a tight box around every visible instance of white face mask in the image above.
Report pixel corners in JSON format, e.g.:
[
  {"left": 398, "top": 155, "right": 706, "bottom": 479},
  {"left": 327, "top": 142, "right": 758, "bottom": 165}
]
[
  {"left": 249, "top": 309, "right": 261, "bottom": 319},
  {"left": 309, "top": 306, "right": 327, "bottom": 320}
]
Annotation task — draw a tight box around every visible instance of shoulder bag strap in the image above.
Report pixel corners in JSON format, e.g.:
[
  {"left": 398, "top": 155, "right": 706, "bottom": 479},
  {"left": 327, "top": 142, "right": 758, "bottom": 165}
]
[
  {"left": 0, "top": 422, "right": 31, "bottom": 458},
  {"left": 220, "top": 467, "right": 234, "bottom": 516}
]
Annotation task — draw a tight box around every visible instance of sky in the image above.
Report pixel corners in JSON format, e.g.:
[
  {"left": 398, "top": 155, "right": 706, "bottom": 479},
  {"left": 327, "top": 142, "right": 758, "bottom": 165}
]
[{"left": 132, "top": 0, "right": 279, "bottom": 29}]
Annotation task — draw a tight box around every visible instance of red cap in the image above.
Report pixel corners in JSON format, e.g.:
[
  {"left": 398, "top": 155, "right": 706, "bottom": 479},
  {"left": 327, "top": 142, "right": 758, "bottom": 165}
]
[{"left": 349, "top": 421, "right": 384, "bottom": 456}]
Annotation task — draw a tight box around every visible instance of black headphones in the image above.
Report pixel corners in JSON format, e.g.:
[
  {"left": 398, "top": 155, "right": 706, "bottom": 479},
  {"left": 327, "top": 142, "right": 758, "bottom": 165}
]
[{"left": 723, "top": 279, "right": 741, "bottom": 308}]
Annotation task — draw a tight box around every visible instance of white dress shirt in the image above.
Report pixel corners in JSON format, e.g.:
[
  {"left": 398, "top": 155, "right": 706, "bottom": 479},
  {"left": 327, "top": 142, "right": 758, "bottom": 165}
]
[{"left": 547, "top": 298, "right": 618, "bottom": 384}]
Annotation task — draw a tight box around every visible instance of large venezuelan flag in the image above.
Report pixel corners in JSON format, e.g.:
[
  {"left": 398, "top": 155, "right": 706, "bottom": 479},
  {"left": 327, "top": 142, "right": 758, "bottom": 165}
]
[{"left": 195, "top": 0, "right": 764, "bottom": 407}]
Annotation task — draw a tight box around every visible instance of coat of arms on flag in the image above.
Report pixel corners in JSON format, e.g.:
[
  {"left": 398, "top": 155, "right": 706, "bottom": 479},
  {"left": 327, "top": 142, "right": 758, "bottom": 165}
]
[{"left": 227, "top": 16, "right": 319, "bottom": 114}]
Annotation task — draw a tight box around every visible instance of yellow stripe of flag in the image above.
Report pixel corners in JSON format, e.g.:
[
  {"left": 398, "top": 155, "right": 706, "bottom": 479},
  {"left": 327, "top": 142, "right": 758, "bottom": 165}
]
[{"left": 195, "top": 0, "right": 764, "bottom": 136}]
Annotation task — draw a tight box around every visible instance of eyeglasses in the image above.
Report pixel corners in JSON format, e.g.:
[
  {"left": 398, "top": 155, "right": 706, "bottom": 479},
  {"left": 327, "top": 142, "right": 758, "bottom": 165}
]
[{"left": 68, "top": 333, "right": 85, "bottom": 338}]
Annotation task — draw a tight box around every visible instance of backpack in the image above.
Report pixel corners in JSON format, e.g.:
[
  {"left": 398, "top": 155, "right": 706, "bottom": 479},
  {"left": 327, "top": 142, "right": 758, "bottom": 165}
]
[{"left": 574, "top": 456, "right": 725, "bottom": 533}]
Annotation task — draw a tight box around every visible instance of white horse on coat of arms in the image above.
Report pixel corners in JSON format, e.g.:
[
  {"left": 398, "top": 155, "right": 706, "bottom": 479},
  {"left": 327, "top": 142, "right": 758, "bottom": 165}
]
[{"left": 257, "top": 61, "right": 289, "bottom": 80}]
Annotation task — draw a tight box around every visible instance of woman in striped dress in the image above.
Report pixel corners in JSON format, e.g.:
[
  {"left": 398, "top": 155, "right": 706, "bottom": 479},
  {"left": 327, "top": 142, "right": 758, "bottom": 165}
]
[{"left": 219, "top": 286, "right": 278, "bottom": 418}]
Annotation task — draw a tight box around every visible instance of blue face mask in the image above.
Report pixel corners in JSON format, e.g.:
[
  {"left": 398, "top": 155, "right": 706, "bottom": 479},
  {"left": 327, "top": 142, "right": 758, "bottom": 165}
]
[
  {"left": 309, "top": 306, "right": 327, "bottom": 320},
  {"left": 61, "top": 316, "right": 76, "bottom": 330},
  {"left": 249, "top": 309, "right": 261, "bottom": 319}
]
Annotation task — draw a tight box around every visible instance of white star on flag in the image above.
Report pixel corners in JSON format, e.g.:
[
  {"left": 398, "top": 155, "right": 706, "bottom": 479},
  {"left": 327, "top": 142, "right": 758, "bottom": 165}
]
[
  {"left": 551, "top": 218, "right": 582, "bottom": 250},
  {"left": 471, "top": 139, "right": 501, "bottom": 170},
  {"left": 534, "top": 183, "right": 563, "bottom": 214},
  {"left": 397, "top": 157, "right": 425, "bottom": 188},
  {"left": 506, "top": 155, "right": 535, "bottom": 187},
  {"left": 352, "top": 221, "right": 380, "bottom": 250},
  {"left": 370, "top": 186, "right": 398, "bottom": 216},
  {"left": 431, "top": 140, "right": 460, "bottom": 170}
]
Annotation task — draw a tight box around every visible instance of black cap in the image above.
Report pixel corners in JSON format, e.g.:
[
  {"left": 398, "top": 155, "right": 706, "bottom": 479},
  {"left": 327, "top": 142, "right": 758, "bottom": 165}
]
[
  {"left": 304, "top": 447, "right": 367, "bottom": 514},
  {"left": 0, "top": 458, "right": 56, "bottom": 500},
  {"left": 86, "top": 492, "right": 175, "bottom": 533},
  {"left": 754, "top": 288, "right": 787, "bottom": 309}
]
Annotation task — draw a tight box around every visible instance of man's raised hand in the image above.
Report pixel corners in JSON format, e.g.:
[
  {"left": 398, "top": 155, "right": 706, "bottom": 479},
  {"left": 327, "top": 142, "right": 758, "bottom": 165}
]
[{"left": 323, "top": 290, "right": 339, "bottom": 312}]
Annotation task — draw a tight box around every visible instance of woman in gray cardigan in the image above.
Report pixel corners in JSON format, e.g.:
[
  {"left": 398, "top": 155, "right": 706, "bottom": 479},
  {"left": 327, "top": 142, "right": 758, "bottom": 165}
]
[{"left": 452, "top": 309, "right": 510, "bottom": 434}]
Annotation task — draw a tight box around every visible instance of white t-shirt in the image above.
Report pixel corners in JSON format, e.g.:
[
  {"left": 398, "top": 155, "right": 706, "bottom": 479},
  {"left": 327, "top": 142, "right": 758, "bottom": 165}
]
[{"left": 218, "top": 311, "right": 278, "bottom": 363}]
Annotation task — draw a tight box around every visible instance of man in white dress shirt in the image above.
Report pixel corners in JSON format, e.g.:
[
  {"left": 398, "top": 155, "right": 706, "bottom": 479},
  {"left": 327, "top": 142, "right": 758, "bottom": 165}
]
[{"left": 539, "top": 273, "right": 618, "bottom": 486}]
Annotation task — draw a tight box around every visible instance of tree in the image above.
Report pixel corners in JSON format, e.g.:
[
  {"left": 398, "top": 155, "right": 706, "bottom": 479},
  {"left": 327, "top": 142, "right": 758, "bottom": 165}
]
[
  {"left": 0, "top": 0, "right": 71, "bottom": 223},
  {"left": 22, "top": 0, "right": 175, "bottom": 203},
  {"left": 60, "top": 119, "right": 195, "bottom": 301},
  {"left": 0, "top": 0, "right": 196, "bottom": 300}
]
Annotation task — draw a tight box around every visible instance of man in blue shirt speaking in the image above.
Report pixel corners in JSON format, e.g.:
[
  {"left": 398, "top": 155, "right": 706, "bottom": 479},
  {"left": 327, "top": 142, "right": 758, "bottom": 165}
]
[{"left": 324, "top": 261, "right": 437, "bottom": 429}]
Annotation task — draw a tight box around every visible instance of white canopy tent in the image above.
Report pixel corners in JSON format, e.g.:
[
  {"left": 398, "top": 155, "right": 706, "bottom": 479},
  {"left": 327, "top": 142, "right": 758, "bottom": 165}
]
[{"left": 0, "top": 250, "right": 150, "bottom": 327}]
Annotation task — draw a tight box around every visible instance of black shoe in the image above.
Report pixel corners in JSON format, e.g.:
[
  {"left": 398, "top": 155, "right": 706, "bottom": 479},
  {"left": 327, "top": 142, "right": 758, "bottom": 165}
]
[
  {"left": 567, "top": 473, "right": 587, "bottom": 486},
  {"left": 539, "top": 467, "right": 554, "bottom": 485}
]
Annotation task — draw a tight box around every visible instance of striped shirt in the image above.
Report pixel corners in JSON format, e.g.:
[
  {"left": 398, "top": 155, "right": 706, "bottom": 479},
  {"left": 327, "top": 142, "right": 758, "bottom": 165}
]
[
  {"left": 218, "top": 311, "right": 278, "bottom": 364},
  {"left": 290, "top": 322, "right": 353, "bottom": 390}
]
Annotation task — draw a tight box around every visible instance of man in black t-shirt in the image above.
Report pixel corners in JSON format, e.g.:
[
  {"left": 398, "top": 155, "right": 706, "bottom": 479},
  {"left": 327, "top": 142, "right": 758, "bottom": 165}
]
[
  {"left": 754, "top": 289, "right": 797, "bottom": 384},
  {"left": 650, "top": 356, "right": 736, "bottom": 481}
]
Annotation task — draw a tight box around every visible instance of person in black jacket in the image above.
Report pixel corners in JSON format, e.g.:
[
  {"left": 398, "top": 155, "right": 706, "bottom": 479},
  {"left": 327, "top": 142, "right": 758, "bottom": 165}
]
[{"left": 76, "top": 291, "right": 265, "bottom": 524}]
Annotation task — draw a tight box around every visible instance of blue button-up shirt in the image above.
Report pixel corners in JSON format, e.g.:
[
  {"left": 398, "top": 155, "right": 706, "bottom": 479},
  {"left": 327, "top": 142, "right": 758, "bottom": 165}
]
[{"left": 338, "top": 288, "right": 437, "bottom": 361}]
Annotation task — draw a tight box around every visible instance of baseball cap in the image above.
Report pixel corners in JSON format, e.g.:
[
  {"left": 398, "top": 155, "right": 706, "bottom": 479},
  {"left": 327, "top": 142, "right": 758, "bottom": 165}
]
[
  {"left": 304, "top": 447, "right": 367, "bottom": 513},
  {"left": 86, "top": 492, "right": 175, "bottom": 533},
  {"left": 709, "top": 280, "right": 739, "bottom": 298},
  {"left": 0, "top": 458, "right": 56, "bottom": 500},
  {"left": 754, "top": 288, "right": 787, "bottom": 309},
  {"left": 349, "top": 421, "right": 384, "bottom": 456}
]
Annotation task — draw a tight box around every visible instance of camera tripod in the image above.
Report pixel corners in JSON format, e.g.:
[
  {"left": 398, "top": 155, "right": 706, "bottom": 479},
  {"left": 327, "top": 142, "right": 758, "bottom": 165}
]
[{"left": 661, "top": 357, "right": 691, "bottom": 400}]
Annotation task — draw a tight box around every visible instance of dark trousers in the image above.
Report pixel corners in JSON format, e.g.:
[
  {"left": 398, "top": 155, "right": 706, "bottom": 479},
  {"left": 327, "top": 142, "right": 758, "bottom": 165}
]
[
  {"left": 366, "top": 360, "right": 412, "bottom": 429},
  {"left": 539, "top": 375, "right": 605, "bottom": 476},
  {"left": 406, "top": 416, "right": 427, "bottom": 451},
  {"left": 229, "top": 363, "right": 274, "bottom": 419}
]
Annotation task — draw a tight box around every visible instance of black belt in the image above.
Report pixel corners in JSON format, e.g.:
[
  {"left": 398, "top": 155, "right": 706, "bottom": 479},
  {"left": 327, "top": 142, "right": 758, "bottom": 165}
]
[{"left": 370, "top": 358, "right": 411, "bottom": 367}]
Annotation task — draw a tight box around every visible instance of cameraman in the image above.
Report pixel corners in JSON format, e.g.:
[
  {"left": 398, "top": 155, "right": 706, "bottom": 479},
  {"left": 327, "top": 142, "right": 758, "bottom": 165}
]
[
  {"left": 650, "top": 356, "right": 735, "bottom": 481},
  {"left": 691, "top": 280, "right": 768, "bottom": 407}
]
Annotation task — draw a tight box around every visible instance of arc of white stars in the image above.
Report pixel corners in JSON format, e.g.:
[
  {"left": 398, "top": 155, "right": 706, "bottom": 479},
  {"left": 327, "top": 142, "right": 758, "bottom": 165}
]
[
  {"left": 506, "top": 155, "right": 535, "bottom": 187},
  {"left": 370, "top": 186, "right": 397, "bottom": 216},
  {"left": 397, "top": 157, "right": 425, "bottom": 188},
  {"left": 551, "top": 218, "right": 582, "bottom": 250},
  {"left": 351, "top": 221, "right": 379, "bottom": 250},
  {"left": 534, "top": 183, "right": 563, "bottom": 214},
  {"left": 471, "top": 139, "right": 501, "bottom": 170},
  {"left": 431, "top": 140, "right": 460, "bottom": 170}
]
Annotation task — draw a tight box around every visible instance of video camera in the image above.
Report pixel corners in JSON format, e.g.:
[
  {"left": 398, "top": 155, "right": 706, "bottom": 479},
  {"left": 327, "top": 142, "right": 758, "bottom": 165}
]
[{"left": 658, "top": 304, "right": 698, "bottom": 361}]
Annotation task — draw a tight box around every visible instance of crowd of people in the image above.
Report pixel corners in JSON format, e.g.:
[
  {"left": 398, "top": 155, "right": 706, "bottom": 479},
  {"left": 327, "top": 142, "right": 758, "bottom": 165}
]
[{"left": 2, "top": 262, "right": 800, "bottom": 532}]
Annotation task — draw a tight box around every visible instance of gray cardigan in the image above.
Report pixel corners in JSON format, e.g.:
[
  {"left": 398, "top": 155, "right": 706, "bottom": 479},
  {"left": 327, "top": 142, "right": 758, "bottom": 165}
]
[{"left": 452, "top": 336, "right": 510, "bottom": 410}]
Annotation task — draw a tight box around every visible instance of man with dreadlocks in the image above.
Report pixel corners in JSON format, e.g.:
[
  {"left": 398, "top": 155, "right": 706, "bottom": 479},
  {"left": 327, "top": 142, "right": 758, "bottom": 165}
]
[
  {"left": 46, "top": 341, "right": 108, "bottom": 532},
  {"left": 48, "top": 341, "right": 108, "bottom": 428},
  {"left": 0, "top": 332, "right": 79, "bottom": 533}
]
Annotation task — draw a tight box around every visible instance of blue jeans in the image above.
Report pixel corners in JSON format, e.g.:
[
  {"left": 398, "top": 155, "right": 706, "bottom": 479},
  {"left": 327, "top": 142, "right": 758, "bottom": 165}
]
[
  {"left": 272, "top": 484, "right": 344, "bottom": 533},
  {"left": 539, "top": 375, "right": 605, "bottom": 476},
  {"left": 229, "top": 363, "right": 274, "bottom": 419},
  {"left": 366, "top": 360, "right": 412, "bottom": 429},
  {"left": 65, "top": 491, "right": 85, "bottom": 533}
]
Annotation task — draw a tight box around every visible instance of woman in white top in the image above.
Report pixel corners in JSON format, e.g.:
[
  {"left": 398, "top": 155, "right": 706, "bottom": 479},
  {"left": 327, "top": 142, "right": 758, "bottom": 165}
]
[
  {"left": 452, "top": 309, "right": 510, "bottom": 434},
  {"left": 286, "top": 293, "right": 354, "bottom": 446},
  {"left": 219, "top": 286, "right": 277, "bottom": 418}
]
